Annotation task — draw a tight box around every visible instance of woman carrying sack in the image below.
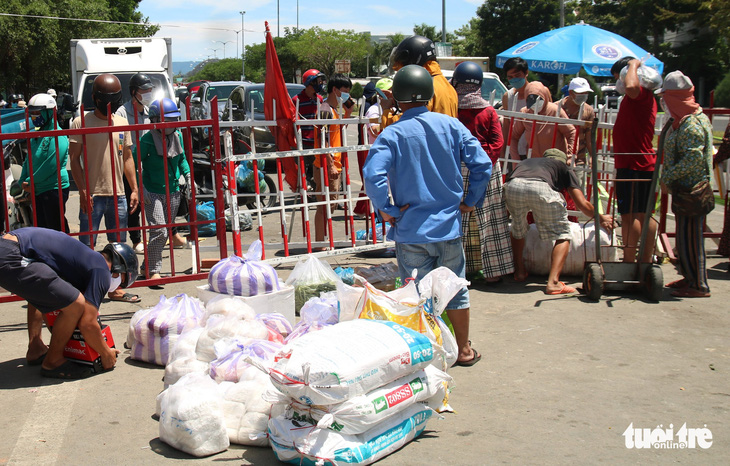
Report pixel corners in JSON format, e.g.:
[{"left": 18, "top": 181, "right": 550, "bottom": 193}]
[
  {"left": 658, "top": 71, "right": 714, "bottom": 298},
  {"left": 139, "top": 98, "right": 191, "bottom": 279}
]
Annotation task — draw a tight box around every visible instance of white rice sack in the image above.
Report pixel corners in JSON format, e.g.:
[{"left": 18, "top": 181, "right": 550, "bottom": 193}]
[
  {"left": 219, "top": 374, "right": 286, "bottom": 446},
  {"left": 164, "top": 357, "right": 210, "bottom": 389},
  {"left": 436, "top": 317, "right": 458, "bottom": 371},
  {"left": 208, "top": 241, "right": 280, "bottom": 296},
  {"left": 267, "top": 319, "right": 437, "bottom": 406},
  {"left": 129, "top": 294, "right": 206, "bottom": 366},
  {"left": 159, "top": 373, "right": 230, "bottom": 457},
  {"left": 204, "top": 296, "right": 257, "bottom": 321},
  {"left": 417, "top": 267, "right": 469, "bottom": 317},
  {"left": 269, "top": 404, "right": 434, "bottom": 465},
  {"left": 196, "top": 308, "right": 269, "bottom": 362},
  {"left": 523, "top": 223, "right": 617, "bottom": 276},
  {"left": 209, "top": 339, "right": 282, "bottom": 383},
  {"left": 287, "top": 365, "right": 451, "bottom": 435}
]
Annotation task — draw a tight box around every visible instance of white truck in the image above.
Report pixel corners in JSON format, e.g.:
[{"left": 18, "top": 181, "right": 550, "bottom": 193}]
[{"left": 70, "top": 37, "right": 175, "bottom": 113}]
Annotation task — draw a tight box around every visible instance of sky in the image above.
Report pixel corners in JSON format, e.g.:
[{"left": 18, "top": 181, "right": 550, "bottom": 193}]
[{"left": 138, "top": 0, "right": 484, "bottom": 62}]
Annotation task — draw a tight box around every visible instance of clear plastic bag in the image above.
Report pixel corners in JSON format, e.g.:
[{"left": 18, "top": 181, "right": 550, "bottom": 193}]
[{"left": 285, "top": 255, "right": 340, "bottom": 314}]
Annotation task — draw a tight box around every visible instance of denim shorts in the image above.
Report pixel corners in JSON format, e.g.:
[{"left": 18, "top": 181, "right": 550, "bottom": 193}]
[{"left": 395, "top": 238, "right": 469, "bottom": 310}]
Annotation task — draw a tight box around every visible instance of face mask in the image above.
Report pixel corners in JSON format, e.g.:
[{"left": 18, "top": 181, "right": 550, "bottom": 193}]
[
  {"left": 615, "top": 79, "right": 626, "bottom": 95},
  {"left": 31, "top": 114, "right": 46, "bottom": 128},
  {"left": 108, "top": 273, "right": 122, "bottom": 292},
  {"left": 138, "top": 92, "right": 154, "bottom": 107},
  {"left": 11, "top": 103, "right": 18, "bottom": 108},
  {"left": 313, "top": 82, "right": 324, "bottom": 93},
  {"left": 526, "top": 94, "right": 544, "bottom": 114},
  {"left": 338, "top": 91, "right": 350, "bottom": 105},
  {"left": 660, "top": 97, "right": 671, "bottom": 115},
  {"left": 509, "top": 77, "right": 526, "bottom": 89},
  {"left": 95, "top": 92, "right": 122, "bottom": 116},
  {"left": 164, "top": 127, "right": 177, "bottom": 136},
  {"left": 573, "top": 94, "right": 589, "bottom": 105}
]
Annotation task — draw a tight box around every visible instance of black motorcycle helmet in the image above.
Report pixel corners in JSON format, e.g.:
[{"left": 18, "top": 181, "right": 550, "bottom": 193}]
[
  {"left": 129, "top": 73, "right": 154, "bottom": 96},
  {"left": 390, "top": 35, "right": 436, "bottom": 70},
  {"left": 102, "top": 243, "right": 139, "bottom": 288},
  {"left": 392, "top": 65, "right": 434, "bottom": 103},
  {"left": 452, "top": 61, "right": 483, "bottom": 86}
]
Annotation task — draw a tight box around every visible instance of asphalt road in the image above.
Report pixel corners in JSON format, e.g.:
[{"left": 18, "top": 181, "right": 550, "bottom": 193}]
[{"left": 1, "top": 125, "right": 729, "bottom": 464}]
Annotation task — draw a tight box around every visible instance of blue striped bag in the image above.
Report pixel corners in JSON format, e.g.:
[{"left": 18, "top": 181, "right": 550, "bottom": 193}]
[{"left": 208, "top": 240, "right": 280, "bottom": 296}]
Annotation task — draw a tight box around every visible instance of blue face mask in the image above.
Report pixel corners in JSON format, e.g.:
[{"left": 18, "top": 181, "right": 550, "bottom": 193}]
[
  {"left": 509, "top": 77, "right": 526, "bottom": 89},
  {"left": 32, "top": 115, "right": 46, "bottom": 128}
]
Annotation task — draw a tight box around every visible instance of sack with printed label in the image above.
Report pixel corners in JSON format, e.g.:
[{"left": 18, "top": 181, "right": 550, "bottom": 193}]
[
  {"left": 260, "top": 319, "right": 437, "bottom": 406},
  {"left": 268, "top": 404, "right": 434, "bottom": 466},
  {"left": 129, "top": 294, "right": 205, "bottom": 366},
  {"left": 208, "top": 241, "right": 280, "bottom": 296},
  {"left": 269, "top": 365, "right": 451, "bottom": 435}
]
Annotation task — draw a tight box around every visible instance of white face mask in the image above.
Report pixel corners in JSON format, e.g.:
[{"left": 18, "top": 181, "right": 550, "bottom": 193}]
[
  {"left": 573, "top": 94, "right": 589, "bottom": 105},
  {"left": 138, "top": 91, "right": 154, "bottom": 107},
  {"left": 337, "top": 90, "right": 350, "bottom": 105},
  {"left": 527, "top": 96, "right": 544, "bottom": 114},
  {"left": 108, "top": 273, "right": 122, "bottom": 292},
  {"left": 615, "top": 79, "right": 626, "bottom": 95}
]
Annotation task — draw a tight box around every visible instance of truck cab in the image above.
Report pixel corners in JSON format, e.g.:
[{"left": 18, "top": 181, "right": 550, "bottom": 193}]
[{"left": 70, "top": 37, "right": 175, "bottom": 115}]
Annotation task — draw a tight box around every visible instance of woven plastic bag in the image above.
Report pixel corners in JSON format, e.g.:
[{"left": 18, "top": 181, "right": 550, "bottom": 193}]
[
  {"left": 129, "top": 294, "right": 206, "bottom": 366},
  {"left": 208, "top": 241, "right": 280, "bottom": 296}
]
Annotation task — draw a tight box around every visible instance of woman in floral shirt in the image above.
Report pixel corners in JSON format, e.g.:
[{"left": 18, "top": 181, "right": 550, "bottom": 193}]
[{"left": 658, "top": 71, "right": 713, "bottom": 298}]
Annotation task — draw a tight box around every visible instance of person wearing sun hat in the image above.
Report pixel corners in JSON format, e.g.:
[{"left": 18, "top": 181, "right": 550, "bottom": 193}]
[
  {"left": 560, "top": 77, "right": 596, "bottom": 166},
  {"left": 504, "top": 148, "right": 613, "bottom": 295},
  {"left": 656, "top": 70, "right": 714, "bottom": 298}
]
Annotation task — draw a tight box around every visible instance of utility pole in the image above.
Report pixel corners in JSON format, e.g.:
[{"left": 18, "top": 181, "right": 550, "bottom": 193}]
[
  {"left": 240, "top": 11, "right": 246, "bottom": 80},
  {"left": 442, "top": 0, "right": 446, "bottom": 43},
  {"left": 558, "top": 0, "right": 565, "bottom": 89}
]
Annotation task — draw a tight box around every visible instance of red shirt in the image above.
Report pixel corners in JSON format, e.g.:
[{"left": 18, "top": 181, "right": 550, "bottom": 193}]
[
  {"left": 458, "top": 107, "right": 504, "bottom": 164},
  {"left": 613, "top": 87, "right": 657, "bottom": 171}
]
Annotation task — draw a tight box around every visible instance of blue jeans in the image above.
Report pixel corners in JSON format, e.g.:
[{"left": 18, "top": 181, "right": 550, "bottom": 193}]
[
  {"left": 395, "top": 238, "right": 469, "bottom": 310},
  {"left": 78, "top": 196, "right": 128, "bottom": 246}
]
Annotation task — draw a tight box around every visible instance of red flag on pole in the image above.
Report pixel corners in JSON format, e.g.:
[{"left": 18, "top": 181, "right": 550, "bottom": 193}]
[{"left": 264, "top": 21, "right": 299, "bottom": 191}]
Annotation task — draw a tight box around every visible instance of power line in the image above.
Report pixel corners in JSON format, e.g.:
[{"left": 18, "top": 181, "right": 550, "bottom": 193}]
[{"left": 0, "top": 12, "right": 258, "bottom": 33}]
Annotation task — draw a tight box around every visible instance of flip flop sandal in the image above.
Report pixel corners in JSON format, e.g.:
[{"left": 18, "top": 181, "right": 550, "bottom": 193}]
[
  {"left": 41, "top": 360, "right": 93, "bottom": 379},
  {"left": 452, "top": 348, "right": 482, "bottom": 367},
  {"left": 670, "top": 288, "right": 710, "bottom": 298},
  {"left": 27, "top": 352, "right": 47, "bottom": 366},
  {"left": 109, "top": 292, "right": 141, "bottom": 303},
  {"left": 666, "top": 279, "right": 688, "bottom": 289},
  {"left": 545, "top": 282, "right": 577, "bottom": 295}
]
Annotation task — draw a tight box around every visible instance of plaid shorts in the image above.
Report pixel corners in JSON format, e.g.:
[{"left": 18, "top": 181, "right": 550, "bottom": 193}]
[{"left": 504, "top": 178, "right": 572, "bottom": 241}]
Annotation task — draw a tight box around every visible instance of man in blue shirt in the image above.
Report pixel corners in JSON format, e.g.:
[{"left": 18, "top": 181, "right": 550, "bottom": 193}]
[
  {"left": 364, "top": 65, "right": 492, "bottom": 367},
  {"left": 0, "top": 228, "right": 138, "bottom": 379}
]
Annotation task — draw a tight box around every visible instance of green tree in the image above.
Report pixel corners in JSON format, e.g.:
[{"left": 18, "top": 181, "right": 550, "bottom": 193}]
[
  {"left": 191, "top": 58, "right": 245, "bottom": 81},
  {"left": 288, "top": 27, "right": 370, "bottom": 77},
  {"left": 0, "top": 0, "right": 156, "bottom": 98},
  {"left": 452, "top": 18, "right": 482, "bottom": 56},
  {"left": 471, "top": 0, "right": 567, "bottom": 64}
]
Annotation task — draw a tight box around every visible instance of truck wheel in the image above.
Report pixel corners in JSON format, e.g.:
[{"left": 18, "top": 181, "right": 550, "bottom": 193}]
[{"left": 583, "top": 263, "right": 603, "bottom": 301}]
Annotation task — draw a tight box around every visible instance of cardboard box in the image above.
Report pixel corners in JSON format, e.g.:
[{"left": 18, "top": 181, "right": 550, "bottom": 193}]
[
  {"left": 63, "top": 325, "right": 115, "bottom": 373},
  {"left": 196, "top": 283, "right": 296, "bottom": 325}
]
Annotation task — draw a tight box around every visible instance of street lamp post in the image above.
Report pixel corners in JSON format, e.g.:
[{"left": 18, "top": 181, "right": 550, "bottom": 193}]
[
  {"left": 233, "top": 29, "right": 241, "bottom": 59},
  {"left": 207, "top": 47, "right": 219, "bottom": 59},
  {"left": 277, "top": 0, "right": 280, "bottom": 37},
  {"left": 240, "top": 11, "right": 246, "bottom": 80},
  {"left": 214, "top": 40, "right": 233, "bottom": 59}
]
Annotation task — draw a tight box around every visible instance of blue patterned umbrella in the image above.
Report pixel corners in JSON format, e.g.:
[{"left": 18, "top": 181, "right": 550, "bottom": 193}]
[{"left": 496, "top": 21, "right": 663, "bottom": 77}]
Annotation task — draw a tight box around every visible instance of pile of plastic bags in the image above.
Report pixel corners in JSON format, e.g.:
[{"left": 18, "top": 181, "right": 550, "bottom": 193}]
[{"left": 143, "top": 252, "right": 468, "bottom": 461}]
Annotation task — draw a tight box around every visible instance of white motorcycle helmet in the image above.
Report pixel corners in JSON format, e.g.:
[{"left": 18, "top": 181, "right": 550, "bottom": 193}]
[{"left": 28, "top": 93, "right": 57, "bottom": 111}]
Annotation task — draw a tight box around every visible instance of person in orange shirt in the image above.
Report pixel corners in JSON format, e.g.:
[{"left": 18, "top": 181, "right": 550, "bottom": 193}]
[
  {"left": 379, "top": 35, "right": 457, "bottom": 128},
  {"left": 313, "top": 74, "right": 353, "bottom": 249}
]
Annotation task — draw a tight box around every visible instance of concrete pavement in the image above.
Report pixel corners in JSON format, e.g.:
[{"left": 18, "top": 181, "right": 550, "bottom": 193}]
[{"left": 0, "top": 241, "right": 728, "bottom": 464}]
